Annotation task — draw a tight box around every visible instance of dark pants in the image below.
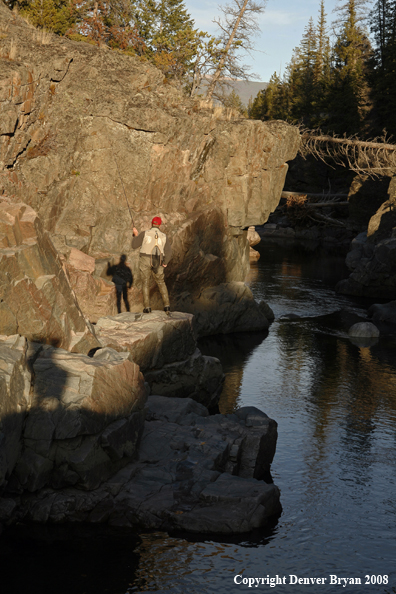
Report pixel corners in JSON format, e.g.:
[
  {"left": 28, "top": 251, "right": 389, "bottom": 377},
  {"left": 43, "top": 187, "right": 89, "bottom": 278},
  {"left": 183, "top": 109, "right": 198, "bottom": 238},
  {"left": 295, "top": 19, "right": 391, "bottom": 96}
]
[{"left": 115, "top": 284, "right": 130, "bottom": 313}]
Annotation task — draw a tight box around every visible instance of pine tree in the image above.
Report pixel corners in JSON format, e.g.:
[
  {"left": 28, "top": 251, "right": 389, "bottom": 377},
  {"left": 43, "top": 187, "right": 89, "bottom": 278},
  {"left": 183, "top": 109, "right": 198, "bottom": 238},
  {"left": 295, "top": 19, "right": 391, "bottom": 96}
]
[
  {"left": 328, "top": 0, "right": 372, "bottom": 135},
  {"left": 249, "top": 72, "right": 291, "bottom": 121},
  {"left": 291, "top": 17, "right": 317, "bottom": 123},
  {"left": 134, "top": 0, "right": 158, "bottom": 46},
  {"left": 312, "top": 0, "right": 332, "bottom": 128},
  {"left": 135, "top": 0, "right": 194, "bottom": 49},
  {"left": 223, "top": 89, "right": 247, "bottom": 115},
  {"left": 134, "top": 0, "right": 197, "bottom": 79},
  {"left": 370, "top": 0, "right": 396, "bottom": 135},
  {"left": 14, "top": 0, "right": 76, "bottom": 34}
]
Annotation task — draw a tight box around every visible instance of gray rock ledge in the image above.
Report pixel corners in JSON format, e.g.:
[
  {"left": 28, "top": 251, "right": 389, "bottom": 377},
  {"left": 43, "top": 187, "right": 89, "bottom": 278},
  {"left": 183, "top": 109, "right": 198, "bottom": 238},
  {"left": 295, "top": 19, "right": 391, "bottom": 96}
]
[{"left": 2, "top": 396, "right": 281, "bottom": 534}]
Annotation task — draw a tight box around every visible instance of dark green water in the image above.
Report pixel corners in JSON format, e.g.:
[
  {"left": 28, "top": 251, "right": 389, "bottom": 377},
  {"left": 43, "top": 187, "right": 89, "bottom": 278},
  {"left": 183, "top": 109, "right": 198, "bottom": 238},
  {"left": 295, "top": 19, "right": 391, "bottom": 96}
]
[{"left": 2, "top": 242, "right": 396, "bottom": 594}]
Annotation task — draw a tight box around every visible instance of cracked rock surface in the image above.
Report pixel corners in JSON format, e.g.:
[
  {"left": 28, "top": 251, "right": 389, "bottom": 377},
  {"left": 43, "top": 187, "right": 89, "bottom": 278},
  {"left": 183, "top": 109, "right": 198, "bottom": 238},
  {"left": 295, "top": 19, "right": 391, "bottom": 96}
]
[
  {"left": 6, "top": 396, "right": 280, "bottom": 534},
  {"left": 0, "top": 335, "right": 147, "bottom": 495},
  {"left": 0, "top": 199, "right": 98, "bottom": 352},
  {"left": 94, "top": 311, "right": 224, "bottom": 408},
  {"left": 0, "top": 1, "right": 299, "bottom": 318}
]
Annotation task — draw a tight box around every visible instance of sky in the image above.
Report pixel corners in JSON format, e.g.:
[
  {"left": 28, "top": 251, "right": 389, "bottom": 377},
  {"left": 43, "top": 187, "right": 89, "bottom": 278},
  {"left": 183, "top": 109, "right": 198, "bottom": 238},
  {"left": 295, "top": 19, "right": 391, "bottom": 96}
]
[{"left": 183, "top": 0, "right": 374, "bottom": 83}]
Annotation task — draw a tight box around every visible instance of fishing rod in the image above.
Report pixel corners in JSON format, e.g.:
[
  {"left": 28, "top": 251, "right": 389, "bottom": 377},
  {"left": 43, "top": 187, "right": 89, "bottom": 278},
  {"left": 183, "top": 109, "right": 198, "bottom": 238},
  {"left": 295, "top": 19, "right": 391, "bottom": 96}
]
[{"left": 110, "top": 143, "right": 135, "bottom": 226}]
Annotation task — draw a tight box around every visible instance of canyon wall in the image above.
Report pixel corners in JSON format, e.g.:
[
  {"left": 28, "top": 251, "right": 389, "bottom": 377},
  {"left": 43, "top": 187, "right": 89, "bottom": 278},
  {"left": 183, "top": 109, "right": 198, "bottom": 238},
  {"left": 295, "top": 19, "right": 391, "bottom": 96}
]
[{"left": 0, "top": 1, "right": 300, "bottom": 317}]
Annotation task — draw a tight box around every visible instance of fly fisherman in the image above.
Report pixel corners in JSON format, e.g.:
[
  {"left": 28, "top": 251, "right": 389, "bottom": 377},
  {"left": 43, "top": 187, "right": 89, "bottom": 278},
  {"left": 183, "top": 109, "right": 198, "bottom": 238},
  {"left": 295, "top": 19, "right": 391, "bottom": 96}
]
[{"left": 132, "top": 217, "right": 172, "bottom": 314}]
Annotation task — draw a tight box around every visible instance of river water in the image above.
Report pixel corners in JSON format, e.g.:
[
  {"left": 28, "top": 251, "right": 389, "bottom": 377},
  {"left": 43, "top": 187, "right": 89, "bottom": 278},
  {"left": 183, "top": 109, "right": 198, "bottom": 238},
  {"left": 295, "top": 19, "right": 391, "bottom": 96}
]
[{"left": 2, "top": 241, "right": 396, "bottom": 594}]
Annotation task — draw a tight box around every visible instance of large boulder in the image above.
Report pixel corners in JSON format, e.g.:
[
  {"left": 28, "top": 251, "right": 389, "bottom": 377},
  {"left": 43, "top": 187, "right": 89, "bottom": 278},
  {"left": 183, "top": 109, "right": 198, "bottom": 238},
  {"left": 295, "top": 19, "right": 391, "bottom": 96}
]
[
  {"left": 337, "top": 177, "right": 396, "bottom": 299},
  {"left": 7, "top": 343, "right": 146, "bottom": 493},
  {"left": 368, "top": 301, "right": 396, "bottom": 333},
  {"left": 94, "top": 311, "right": 197, "bottom": 370},
  {"left": 0, "top": 2, "right": 300, "bottom": 319},
  {"left": 348, "top": 322, "right": 379, "bottom": 338},
  {"left": 94, "top": 311, "right": 224, "bottom": 407},
  {"left": 0, "top": 199, "right": 99, "bottom": 352},
  {"left": 10, "top": 396, "right": 281, "bottom": 534},
  {"left": 174, "top": 282, "right": 272, "bottom": 337},
  {"left": 143, "top": 349, "right": 223, "bottom": 408}
]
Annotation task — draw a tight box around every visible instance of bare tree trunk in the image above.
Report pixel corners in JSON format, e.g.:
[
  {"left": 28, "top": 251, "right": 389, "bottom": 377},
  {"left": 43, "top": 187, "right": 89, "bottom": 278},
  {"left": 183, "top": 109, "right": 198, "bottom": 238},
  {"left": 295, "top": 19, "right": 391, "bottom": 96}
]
[
  {"left": 302, "top": 133, "right": 396, "bottom": 152},
  {"left": 205, "top": 0, "right": 250, "bottom": 100},
  {"left": 281, "top": 191, "right": 348, "bottom": 199}
]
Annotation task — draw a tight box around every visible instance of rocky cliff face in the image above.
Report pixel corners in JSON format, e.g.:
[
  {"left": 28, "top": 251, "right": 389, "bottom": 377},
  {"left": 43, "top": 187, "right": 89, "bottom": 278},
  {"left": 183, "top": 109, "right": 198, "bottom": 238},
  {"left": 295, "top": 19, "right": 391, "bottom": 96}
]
[
  {"left": 0, "top": 1, "right": 299, "bottom": 315},
  {"left": 0, "top": 198, "right": 98, "bottom": 351},
  {"left": 337, "top": 177, "right": 396, "bottom": 299}
]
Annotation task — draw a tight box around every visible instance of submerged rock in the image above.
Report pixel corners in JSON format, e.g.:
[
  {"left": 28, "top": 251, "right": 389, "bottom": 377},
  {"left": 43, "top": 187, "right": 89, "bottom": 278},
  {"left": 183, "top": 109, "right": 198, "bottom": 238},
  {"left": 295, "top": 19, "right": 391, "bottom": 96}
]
[
  {"left": 347, "top": 321, "right": 380, "bottom": 348},
  {"left": 8, "top": 396, "right": 280, "bottom": 534},
  {"left": 348, "top": 322, "right": 380, "bottom": 338}
]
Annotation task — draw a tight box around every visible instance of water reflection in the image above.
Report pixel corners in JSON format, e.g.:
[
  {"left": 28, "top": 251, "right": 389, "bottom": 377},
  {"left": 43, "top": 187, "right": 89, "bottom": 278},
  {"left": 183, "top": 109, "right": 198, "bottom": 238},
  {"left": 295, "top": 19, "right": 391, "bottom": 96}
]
[
  {"left": 130, "top": 237, "right": 396, "bottom": 592},
  {"left": 198, "top": 333, "right": 268, "bottom": 414}
]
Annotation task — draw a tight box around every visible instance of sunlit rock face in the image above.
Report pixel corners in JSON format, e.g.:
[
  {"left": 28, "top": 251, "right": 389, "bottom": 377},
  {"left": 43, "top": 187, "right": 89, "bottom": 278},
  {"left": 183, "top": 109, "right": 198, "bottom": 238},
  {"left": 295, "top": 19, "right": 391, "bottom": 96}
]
[
  {"left": 0, "top": 199, "right": 98, "bottom": 352},
  {"left": 0, "top": 1, "right": 300, "bottom": 316},
  {"left": 94, "top": 311, "right": 224, "bottom": 408}
]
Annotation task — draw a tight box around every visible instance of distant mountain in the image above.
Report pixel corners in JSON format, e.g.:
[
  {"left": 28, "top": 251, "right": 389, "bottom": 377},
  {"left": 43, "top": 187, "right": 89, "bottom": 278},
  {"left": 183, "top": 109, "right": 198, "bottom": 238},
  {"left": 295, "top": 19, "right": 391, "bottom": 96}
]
[
  {"left": 224, "top": 79, "right": 269, "bottom": 106},
  {"left": 198, "top": 79, "right": 269, "bottom": 106}
]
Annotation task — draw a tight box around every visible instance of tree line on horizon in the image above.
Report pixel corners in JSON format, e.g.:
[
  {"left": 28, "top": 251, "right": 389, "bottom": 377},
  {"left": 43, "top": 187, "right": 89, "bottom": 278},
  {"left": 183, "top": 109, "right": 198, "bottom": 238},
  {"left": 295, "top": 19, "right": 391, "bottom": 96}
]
[{"left": 250, "top": 0, "right": 396, "bottom": 139}]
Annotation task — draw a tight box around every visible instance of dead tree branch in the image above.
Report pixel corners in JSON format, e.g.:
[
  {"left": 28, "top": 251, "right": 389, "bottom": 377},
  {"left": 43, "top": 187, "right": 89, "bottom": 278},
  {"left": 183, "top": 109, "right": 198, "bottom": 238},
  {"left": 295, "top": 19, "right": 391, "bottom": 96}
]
[{"left": 300, "top": 130, "right": 396, "bottom": 177}]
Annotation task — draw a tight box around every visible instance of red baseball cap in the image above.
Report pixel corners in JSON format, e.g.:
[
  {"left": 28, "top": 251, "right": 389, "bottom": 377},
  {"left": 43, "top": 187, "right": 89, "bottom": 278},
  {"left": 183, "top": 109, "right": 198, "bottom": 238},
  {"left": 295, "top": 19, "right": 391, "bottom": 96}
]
[{"left": 152, "top": 216, "right": 162, "bottom": 226}]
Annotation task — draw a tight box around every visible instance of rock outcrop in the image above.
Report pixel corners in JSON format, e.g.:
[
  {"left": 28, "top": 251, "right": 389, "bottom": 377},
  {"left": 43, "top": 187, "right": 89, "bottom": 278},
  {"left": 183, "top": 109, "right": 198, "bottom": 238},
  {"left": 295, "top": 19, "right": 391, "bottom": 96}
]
[
  {"left": 94, "top": 311, "right": 224, "bottom": 408},
  {"left": 0, "top": 1, "right": 299, "bottom": 319},
  {"left": 337, "top": 177, "right": 396, "bottom": 298},
  {"left": 0, "top": 335, "right": 146, "bottom": 494},
  {"left": 0, "top": 199, "right": 99, "bottom": 352},
  {"left": 0, "top": 328, "right": 281, "bottom": 534},
  {"left": 3, "top": 396, "right": 280, "bottom": 534},
  {"left": 174, "top": 282, "right": 273, "bottom": 337},
  {"left": 0, "top": 335, "right": 31, "bottom": 490}
]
